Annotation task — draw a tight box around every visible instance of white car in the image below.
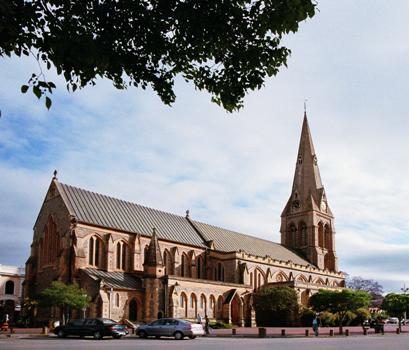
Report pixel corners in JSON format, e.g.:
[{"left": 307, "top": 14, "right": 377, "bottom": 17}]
[
  {"left": 386, "top": 317, "right": 399, "bottom": 324},
  {"left": 137, "top": 318, "right": 205, "bottom": 340}
]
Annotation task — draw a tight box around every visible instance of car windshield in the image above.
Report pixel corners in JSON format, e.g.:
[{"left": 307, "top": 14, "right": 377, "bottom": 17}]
[
  {"left": 100, "top": 319, "right": 117, "bottom": 325},
  {"left": 67, "top": 319, "right": 85, "bottom": 326}
]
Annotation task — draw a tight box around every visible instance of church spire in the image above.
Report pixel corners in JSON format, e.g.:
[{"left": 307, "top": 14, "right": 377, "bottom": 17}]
[
  {"left": 289, "top": 113, "right": 324, "bottom": 212},
  {"left": 280, "top": 112, "right": 337, "bottom": 272}
]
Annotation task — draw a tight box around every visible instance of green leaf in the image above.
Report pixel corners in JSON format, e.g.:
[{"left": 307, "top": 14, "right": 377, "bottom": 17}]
[
  {"left": 33, "top": 86, "right": 42, "bottom": 99},
  {"left": 21, "top": 85, "right": 29, "bottom": 93},
  {"left": 45, "top": 97, "right": 52, "bottom": 110}
]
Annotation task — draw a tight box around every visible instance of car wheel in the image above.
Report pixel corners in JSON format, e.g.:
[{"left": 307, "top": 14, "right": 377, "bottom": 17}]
[
  {"left": 138, "top": 330, "right": 147, "bottom": 338},
  {"left": 57, "top": 329, "right": 66, "bottom": 338},
  {"left": 189, "top": 335, "right": 196, "bottom": 339},
  {"left": 113, "top": 334, "right": 122, "bottom": 339},
  {"left": 93, "top": 331, "right": 103, "bottom": 340},
  {"left": 174, "top": 331, "right": 184, "bottom": 340}
]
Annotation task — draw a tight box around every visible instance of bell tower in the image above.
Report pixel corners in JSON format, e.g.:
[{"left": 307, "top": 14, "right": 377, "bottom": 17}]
[{"left": 280, "top": 113, "right": 338, "bottom": 271}]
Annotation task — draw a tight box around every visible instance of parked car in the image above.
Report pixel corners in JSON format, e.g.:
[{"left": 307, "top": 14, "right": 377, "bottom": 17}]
[
  {"left": 136, "top": 318, "right": 204, "bottom": 340},
  {"left": 54, "top": 318, "right": 129, "bottom": 339},
  {"left": 386, "top": 317, "right": 399, "bottom": 324}
]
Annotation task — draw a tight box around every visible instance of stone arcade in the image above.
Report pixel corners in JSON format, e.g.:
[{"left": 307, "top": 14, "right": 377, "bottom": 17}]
[{"left": 23, "top": 114, "right": 345, "bottom": 325}]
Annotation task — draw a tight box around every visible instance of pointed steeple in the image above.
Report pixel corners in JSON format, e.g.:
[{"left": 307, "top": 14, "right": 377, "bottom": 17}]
[
  {"left": 292, "top": 113, "right": 323, "bottom": 200},
  {"left": 144, "top": 228, "right": 163, "bottom": 267},
  {"left": 280, "top": 112, "right": 338, "bottom": 272}
]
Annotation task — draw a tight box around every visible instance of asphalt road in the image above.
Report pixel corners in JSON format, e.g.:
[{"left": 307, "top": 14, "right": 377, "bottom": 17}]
[{"left": 2, "top": 334, "right": 409, "bottom": 350}]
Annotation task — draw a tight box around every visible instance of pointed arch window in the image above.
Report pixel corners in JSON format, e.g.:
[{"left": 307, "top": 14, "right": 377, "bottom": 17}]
[
  {"left": 298, "top": 223, "right": 307, "bottom": 246},
  {"left": 181, "top": 253, "right": 191, "bottom": 277},
  {"left": 287, "top": 224, "right": 297, "bottom": 246},
  {"left": 40, "top": 217, "right": 59, "bottom": 267},
  {"left": 115, "top": 293, "right": 120, "bottom": 307},
  {"left": 216, "top": 263, "right": 224, "bottom": 282},
  {"left": 116, "top": 241, "right": 128, "bottom": 270},
  {"left": 89, "top": 236, "right": 102, "bottom": 267},
  {"left": 324, "top": 225, "right": 331, "bottom": 250},
  {"left": 318, "top": 222, "right": 324, "bottom": 248},
  {"left": 180, "top": 293, "right": 188, "bottom": 317},
  {"left": 163, "top": 250, "right": 173, "bottom": 275},
  {"left": 196, "top": 256, "right": 203, "bottom": 279}
]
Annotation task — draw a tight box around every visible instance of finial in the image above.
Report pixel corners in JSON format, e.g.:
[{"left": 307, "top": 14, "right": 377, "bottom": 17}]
[
  {"left": 53, "top": 169, "right": 58, "bottom": 180},
  {"left": 185, "top": 209, "right": 190, "bottom": 218},
  {"left": 152, "top": 227, "right": 157, "bottom": 236},
  {"left": 304, "top": 99, "right": 308, "bottom": 116}
]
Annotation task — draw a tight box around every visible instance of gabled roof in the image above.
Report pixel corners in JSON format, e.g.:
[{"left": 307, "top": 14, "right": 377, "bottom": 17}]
[
  {"left": 192, "top": 220, "right": 310, "bottom": 266},
  {"left": 56, "top": 181, "right": 207, "bottom": 248},
  {"left": 53, "top": 180, "right": 312, "bottom": 267}
]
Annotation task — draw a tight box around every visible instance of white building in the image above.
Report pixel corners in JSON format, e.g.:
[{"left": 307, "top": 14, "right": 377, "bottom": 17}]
[{"left": 0, "top": 264, "right": 25, "bottom": 322}]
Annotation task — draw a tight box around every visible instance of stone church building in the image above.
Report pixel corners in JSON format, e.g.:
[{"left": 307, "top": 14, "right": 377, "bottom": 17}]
[{"left": 24, "top": 115, "right": 345, "bottom": 326}]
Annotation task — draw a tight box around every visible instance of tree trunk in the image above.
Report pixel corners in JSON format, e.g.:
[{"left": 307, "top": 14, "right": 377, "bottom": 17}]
[{"left": 338, "top": 314, "right": 345, "bottom": 335}]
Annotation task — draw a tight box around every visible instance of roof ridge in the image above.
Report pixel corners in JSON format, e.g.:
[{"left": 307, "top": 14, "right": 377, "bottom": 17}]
[
  {"left": 192, "top": 218, "right": 283, "bottom": 247},
  {"left": 60, "top": 182, "right": 187, "bottom": 220}
]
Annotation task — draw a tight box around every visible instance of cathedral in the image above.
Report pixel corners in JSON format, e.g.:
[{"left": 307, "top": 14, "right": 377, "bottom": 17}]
[{"left": 23, "top": 114, "right": 345, "bottom": 326}]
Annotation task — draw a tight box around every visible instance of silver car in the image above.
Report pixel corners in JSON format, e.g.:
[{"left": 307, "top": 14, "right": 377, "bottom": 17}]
[{"left": 137, "top": 318, "right": 204, "bottom": 340}]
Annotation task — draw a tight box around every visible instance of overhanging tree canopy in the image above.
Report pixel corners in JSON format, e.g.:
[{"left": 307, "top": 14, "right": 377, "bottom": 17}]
[{"left": 1, "top": 0, "right": 316, "bottom": 111}]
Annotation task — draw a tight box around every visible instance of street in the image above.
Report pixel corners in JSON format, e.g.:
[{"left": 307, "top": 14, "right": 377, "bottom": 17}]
[{"left": 2, "top": 334, "right": 409, "bottom": 350}]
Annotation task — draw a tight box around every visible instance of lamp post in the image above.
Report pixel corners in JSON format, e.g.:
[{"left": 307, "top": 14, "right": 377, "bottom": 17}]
[
  {"left": 401, "top": 284, "right": 408, "bottom": 322},
  {"left": 82, "top": 294, "right": 87, "bottom": 318}
]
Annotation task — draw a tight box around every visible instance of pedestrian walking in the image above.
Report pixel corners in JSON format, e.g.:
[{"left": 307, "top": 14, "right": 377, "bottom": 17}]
[
  {"left": 205, "top": 315, "right": 210, "bottom": 335},
  {"left": 312, "top": 314, "right": 320, "bottom": 336}
]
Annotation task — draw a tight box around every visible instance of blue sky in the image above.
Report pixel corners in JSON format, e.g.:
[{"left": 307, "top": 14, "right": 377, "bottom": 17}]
[{"left": 1, "top": 1, "right": 409, "bottom": 293}]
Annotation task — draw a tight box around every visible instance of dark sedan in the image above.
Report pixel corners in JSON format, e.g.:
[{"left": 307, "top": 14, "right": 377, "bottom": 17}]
[
  {"left": 54, "top": 318, "right": 128, "bottom": 339},
  {"left": 137, "top": 318, "right": 204, "bottom": 340}
]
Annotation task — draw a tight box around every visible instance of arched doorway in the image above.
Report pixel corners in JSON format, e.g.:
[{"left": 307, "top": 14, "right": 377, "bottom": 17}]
[
  {"left": 230, "top": 293, "right": 243, "bottom": 326},
  {"left": 129, "top": 299, "right": 138, "bottom": 321}
]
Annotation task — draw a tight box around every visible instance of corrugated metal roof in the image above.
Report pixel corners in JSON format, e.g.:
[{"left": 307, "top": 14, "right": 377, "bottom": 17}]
[
  {"left": 56, "top": 181, "right": 311, "bottom": 267},
  {"left": 58, "top": 182, "right": 207, "bottom": 248},
  {"left": 192, "top": 220, "right": 310, "bottom": 266},
  {"left": 81, "top": 268, "right": 142, "bottom": 290}
]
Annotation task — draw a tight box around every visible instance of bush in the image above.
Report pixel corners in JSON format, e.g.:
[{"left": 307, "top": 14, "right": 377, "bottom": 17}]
[
  {"left": 300, "top": 307, "right": 315, "bottom": 327},
  {"left": 209, "top": 322, "right": 233, "bottom": 329},
  {"left": 334, "top": 311, "right": 355, "bottom": 326},
  {"left": 253, "top": 286, "right": 299, "bottom": 326},
  {"left": 320, "top": 311, "right": 336, "bottom": 327}
]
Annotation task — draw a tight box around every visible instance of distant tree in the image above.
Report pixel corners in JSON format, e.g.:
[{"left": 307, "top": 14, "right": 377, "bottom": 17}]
[
  {"left": 0, "top": 0, "right": 316, "bottom": 112},
  {"left": 253, "top": 286, "right": 299, "bottom": 326},
  {"left": 309, "top": 289, "right": 371, "bottom": 334},
  {"left": 39, "top": 281, "right": 90, "bottom": 324},
  {"left": 346, "top": 276, "right": 384, "bottom": 307},
  {"left": 381, "top": 293, "right": 409, "bottom": 332}
]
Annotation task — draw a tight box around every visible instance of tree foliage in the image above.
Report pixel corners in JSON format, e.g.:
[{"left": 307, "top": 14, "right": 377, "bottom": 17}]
[
  {"left": 0, "top": 0, "right": 316, "bottom": 111},
  {"left": 346, "top": 276, "right": 384, "bottom": 306},
  {"left": 381, "top": 293, "right": 409, "bottom": 330},
  {"left": 253, "top": 286, "right": 299, "bottom": 326},
  {"left": 309, "top": 289, "right": 371, "bottom": 334},
  {"left": 39, "top": 281, "right": 90, "bottom": 323}
]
